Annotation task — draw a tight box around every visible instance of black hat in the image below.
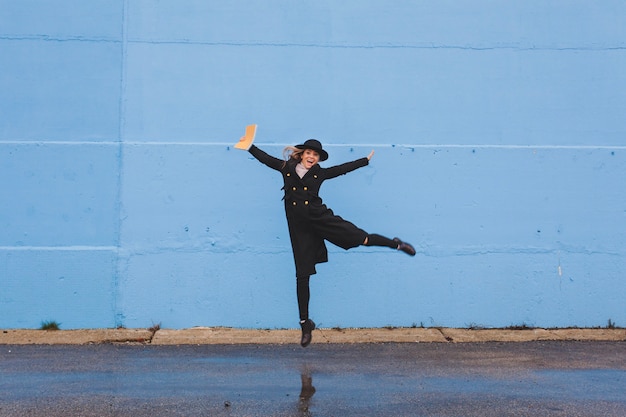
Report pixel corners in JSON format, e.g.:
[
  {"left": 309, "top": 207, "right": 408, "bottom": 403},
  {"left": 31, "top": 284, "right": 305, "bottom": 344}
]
[{"left": 295, "top": 139, "right": 328, "bottom": 161}]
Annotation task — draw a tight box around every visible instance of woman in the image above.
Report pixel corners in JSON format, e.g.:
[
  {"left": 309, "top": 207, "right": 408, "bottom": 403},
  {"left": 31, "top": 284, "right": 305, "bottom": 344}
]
[{"left": 237, "top": 137, "right": 415, "bottom": 347}]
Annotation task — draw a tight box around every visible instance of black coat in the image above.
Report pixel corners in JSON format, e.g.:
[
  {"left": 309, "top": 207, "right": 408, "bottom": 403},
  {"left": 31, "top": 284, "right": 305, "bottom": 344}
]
[{"left": 249, "top": 145, "right": 370, "bottom": 277}]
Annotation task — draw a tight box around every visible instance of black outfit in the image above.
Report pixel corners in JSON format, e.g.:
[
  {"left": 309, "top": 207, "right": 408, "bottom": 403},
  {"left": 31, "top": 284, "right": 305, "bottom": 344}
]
[
  {"left": 248, "top": 144, "right": 400, "bottom": 326},
  {"left": 249, "top": 144, "right": 374, "bottom": 277}
]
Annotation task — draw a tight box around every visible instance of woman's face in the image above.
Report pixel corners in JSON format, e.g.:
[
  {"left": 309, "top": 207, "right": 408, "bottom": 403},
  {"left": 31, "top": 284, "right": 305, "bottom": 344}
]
[{"left": 301, "top": 149, "right": 320, "bottom": 169}]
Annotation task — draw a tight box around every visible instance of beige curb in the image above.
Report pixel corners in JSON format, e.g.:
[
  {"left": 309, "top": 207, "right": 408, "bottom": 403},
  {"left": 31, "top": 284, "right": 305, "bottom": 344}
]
[
  {"left": 438, "top": 328, "right": 626, "bottom": 343},
  {"left": 313, "top": 327, "right": 449, "bottom": 344},
  {"left": 150, "top": 327, "right": 450, "bottom": 345},
  {"left": 547, "top": 328, "right": 626, "bottom": 341},
  {"left": 1, "top": 327, "right": 624, "bottom": 345},
  {"left": 0, "top": 329, "right": 153, "bottom": 345},
  {"left": 151, "top": 328, "right": 299, "bottom": 345}
]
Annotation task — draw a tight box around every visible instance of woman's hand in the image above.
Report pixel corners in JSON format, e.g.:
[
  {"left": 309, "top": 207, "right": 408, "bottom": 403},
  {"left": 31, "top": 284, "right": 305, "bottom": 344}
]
[
  {"left": 234, "top": 124, "right": 257, "bottom": 150},
  {"left": 367, "top": 150, "right": 375, "bottom": 161}
]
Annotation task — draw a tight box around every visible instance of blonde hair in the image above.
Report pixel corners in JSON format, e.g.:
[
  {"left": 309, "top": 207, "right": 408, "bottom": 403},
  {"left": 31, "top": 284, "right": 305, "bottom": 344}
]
[{"left": 283, "top": 145, "right": 303, "bottom": 162}]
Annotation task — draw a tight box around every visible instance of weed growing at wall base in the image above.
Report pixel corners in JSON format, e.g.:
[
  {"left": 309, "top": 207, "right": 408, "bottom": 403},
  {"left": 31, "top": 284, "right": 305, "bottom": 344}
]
[{"left": 40, "top": 320, "right": 60, "bottom": 330}]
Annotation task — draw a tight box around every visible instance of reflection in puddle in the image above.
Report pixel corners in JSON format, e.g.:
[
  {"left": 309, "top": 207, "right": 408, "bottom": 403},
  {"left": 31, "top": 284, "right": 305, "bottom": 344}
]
[{"left": 298, "top": 368, "right": 316, "bottom": 416}]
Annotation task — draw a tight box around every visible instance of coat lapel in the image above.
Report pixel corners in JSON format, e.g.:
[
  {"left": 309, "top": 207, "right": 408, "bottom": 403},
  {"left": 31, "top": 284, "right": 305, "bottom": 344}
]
[{"left": 302, "top": 164, "right": 321, "bottom": 180}]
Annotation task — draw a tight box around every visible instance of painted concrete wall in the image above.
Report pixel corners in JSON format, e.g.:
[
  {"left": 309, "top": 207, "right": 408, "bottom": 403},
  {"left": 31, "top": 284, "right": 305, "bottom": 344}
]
[{"left": 1, "top": 1, "right": 625, "bottom": 330}]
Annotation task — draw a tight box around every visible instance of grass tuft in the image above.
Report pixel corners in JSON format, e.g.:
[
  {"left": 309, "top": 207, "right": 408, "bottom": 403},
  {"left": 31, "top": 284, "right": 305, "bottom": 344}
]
[
  {"left": 505, "top": 324, "right": 534, "bottom": 330},
  {"left": 40, "top": 320, "right": 61, "bottom": 331}
]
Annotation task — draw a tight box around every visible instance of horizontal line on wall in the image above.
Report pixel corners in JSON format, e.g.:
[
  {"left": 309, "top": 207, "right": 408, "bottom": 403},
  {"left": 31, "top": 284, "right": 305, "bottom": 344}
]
[
  {"left": 0, "top": 246, "right": 118, "bottom": 252},
  {"left": 126, "top": 38, "right": 626, "bottom": 52},
  {"left": 2, "top": 35, "right": 624, "bottom": 51},
  {"left": 2, "top": 245, "right": 621, "bottom": 257},
  {"left": 0, "top": 141, "right": 122, "bottom": 146},
  {"left": 1, "top": 141, "right": 625, "bottom": 150},
  {"left": 0, "top": 34, "right": 121, "bottom": 43},
  {"left": 329, "top": 144, "right": 626, "bottom": 150}
]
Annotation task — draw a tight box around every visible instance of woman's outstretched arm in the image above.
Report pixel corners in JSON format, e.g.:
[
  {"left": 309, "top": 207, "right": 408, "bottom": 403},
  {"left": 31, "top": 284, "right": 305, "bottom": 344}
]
[
  {"left": 248, "top": 145, "right": 285, "bottom": 171},
  {"left": 323, "top": 150, "right": 374, "bottom": 179}
]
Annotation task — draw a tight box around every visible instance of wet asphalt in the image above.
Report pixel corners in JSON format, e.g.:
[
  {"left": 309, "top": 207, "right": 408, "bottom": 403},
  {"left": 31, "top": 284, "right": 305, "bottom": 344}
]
[{"left": 1, "top": 341, "right": 625, "bottom": 417}]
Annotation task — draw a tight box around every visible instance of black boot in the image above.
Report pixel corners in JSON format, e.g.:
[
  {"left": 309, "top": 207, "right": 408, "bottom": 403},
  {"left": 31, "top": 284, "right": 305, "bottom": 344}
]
[
  {"left": 393, "top": 237, "right": 416, "bottom": 256},
  {"left": 300, "top": 319, "right": 316, "bottom": 347}
]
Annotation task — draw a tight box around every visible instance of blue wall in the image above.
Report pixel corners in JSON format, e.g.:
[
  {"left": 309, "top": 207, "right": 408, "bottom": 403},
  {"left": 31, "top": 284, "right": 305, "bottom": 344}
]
[{"left": 1, "top": 1, "right": 625, "bottom": 329}]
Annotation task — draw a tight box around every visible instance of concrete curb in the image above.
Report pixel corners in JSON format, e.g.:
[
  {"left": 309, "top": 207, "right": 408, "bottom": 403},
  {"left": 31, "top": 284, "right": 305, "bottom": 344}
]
[
  {"left": 2, "top": 327, "right": 625, "bottom": 345},
  {"left": 0, "top": 329, "right": 154, "bottom": 345}
]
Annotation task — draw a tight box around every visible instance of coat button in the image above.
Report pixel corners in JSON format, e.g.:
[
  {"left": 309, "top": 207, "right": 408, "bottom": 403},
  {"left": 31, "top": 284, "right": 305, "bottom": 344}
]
[
  {"left": 303, "top": 187, "right": 308, "bottom": 191},
  {"left": 292, "top": 201, "right": 297, "bottom": 206},
  {"left": 314, "top": 175, "right": 318, "bottom": 178},
  {"left": 286, "top": 173, "right": 291, "bottom": 177},
  {"left": 292, "top": 187, "right": 297, "bottom": 191},
  {"left": 304, "top": 201, "right": 309, "bottom": 205}
]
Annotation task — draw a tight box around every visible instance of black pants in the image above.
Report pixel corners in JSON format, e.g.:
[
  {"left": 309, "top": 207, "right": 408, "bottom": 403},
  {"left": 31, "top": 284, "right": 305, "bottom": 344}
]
[
  {"left": 296, "top": 275, "right": 310, "bottom": 322},
  {"left": 296, "top": 234, "right": 397, "bottom": 321}
]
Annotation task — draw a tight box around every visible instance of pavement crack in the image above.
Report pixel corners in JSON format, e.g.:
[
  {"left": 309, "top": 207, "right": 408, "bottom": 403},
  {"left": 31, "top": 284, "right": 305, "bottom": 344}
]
[
  {"left": 436, "top": 328, "right": 454, "bottom": 342},
  {"left": 147, "top": 323, "right": 161, "bottom": 344}
]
